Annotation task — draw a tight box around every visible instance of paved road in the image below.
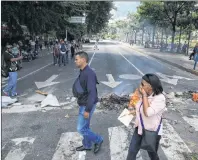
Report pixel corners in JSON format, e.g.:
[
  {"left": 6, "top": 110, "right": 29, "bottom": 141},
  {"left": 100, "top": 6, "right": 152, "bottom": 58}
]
[{"left": 2, "top": 40, "right": 198, "bottom": 160}]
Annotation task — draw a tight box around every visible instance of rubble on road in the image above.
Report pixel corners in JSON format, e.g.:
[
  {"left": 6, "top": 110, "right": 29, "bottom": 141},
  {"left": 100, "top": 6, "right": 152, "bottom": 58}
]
[
  {"left": 98, "top": 93, "right": 130, "bottom": 111},
  {"left": 98, "top": 91, "right": 197, "bottom": 111}
]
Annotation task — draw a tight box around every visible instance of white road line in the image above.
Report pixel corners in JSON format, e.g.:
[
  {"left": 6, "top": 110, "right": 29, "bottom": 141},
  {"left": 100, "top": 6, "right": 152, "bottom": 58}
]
[
  {"left": 121, "top": 43, "right": 162, "bottom": 64},
  {"left": 183, "top": 115, "right": 198, "bottom": 131},
  {"left": 119, "top": 52, "right": 144, "bottom": 76},
  {"left": 4, "top": 137, "right": 35, "bottom": 160},
  {"left": 161, "top": 120, "right": 191, "bottom": 160},
  {"left": 108, "top": 126, "right": 143, "bottom": 160},
  {"left": 89, "top": 52, "right": 96, "bottom": 66},
  {"left": 52, "top": 132, "right": 86, "bottom": 160},
  {"left": 2, "top": 62, "right": 53, "bottom": 88}
]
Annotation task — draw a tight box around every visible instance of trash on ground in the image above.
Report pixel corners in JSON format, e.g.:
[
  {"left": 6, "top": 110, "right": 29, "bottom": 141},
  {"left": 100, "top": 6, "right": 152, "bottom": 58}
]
[
  {"left": 192, "top": 93, "right": 198, "bottom": 103},
  {"left": 65, "top": 114, "right": 70, "bottom": 118},
  {"left": 2, "top": 96, "right": 17, "bottom": 108},
  {"left": 35, "top": 90, "right": 48, "bottom": 96},
  {"left": 41, "top": 94, "right": 60, "bottom": 108},
  {"left": 71, "top": 97, "right": 76, "bottom": 102},
  {"left": 99, "top": 93, "right": 130, "bottom": 111}
]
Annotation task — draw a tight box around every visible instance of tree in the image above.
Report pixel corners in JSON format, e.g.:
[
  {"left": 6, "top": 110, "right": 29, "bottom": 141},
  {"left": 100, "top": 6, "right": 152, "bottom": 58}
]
[{"left": 86, "top": 1, "right": 113, "bottom": 35}]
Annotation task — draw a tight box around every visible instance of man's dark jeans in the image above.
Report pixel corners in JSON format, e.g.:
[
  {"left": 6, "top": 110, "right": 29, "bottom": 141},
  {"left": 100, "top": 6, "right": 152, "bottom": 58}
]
[{"left": 126, "top": 127, "right": 161, "bottom": 160}]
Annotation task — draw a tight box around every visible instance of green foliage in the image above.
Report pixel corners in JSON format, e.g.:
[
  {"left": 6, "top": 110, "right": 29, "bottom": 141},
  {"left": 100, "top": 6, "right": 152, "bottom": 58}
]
[{"left": 1, "top": 1, "right": 113, "bottom": 38}]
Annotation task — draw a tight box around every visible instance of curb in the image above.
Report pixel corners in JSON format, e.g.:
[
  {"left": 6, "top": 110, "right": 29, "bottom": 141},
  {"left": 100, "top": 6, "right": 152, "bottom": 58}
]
[{"left": 122, "top": 43, "right": 198, "bottom": 76}]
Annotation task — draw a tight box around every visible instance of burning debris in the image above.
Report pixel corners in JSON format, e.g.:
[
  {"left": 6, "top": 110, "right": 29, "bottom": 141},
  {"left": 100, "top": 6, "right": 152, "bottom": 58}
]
[
  {"left": 98, "top": 91, "right": 197, "bottom": 111},
  {"left": 99, "top": 93, "right": 130, "bottom": 111},
  {"left": 192, "top": 93, "right": 198, "bottom": 103}
]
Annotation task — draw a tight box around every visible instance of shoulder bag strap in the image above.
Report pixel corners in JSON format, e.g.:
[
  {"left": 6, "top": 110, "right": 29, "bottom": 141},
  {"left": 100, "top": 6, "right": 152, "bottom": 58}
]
[{"left": 139, "top": 102, "right": 162, "bottom": 133}]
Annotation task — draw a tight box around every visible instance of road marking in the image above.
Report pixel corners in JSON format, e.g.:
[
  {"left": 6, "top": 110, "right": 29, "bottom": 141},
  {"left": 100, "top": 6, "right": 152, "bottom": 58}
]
[
  {"left": 4, "top": 137, "right": 35, "bottom": 160},
  {"left": 121, "top": 43, "right": 168, "bottom": 67},
  {"left": 101, "top": 74, "right": 122, "bottom": 88},
  {"left": 156, "top": 72, "right": 195, "bottom": 86},
  {"left": 119, "top": 74, "right": 141, "bottom": 80},
  {"left": 35, "top": 75, "right": 60, "bottom": 89},
  {"left": 160, "top": 120, "right": 191, "bottom": 160},
  {"left": 108, "top": 126, "right": 143, "bottom": 160},
  {"left": 2, "top": 62, "right": 53, "bottom": 88},
  {"left": 89, "top": 51, "right": 96, "bottom": 66},
  {"left": 52, "top": 132, "right": 86, "bottom": 160},
  {"left": 119, "top": 52, "right": 144, "bottom": 76},
  {"left": 183, "top": 115, "right": 198, "bottom": 131}
]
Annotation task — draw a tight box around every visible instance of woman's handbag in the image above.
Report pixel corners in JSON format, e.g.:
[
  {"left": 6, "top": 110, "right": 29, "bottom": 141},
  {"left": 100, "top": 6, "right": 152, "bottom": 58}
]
[{"left": 139, "top": 103, "right": 162, "bottom": 153}]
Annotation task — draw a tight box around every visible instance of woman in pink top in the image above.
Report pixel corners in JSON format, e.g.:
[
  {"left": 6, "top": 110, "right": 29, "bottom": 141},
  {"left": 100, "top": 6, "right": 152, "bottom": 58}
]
[{"left": 127, "top": 74, "right": 166, "bottom": 160}]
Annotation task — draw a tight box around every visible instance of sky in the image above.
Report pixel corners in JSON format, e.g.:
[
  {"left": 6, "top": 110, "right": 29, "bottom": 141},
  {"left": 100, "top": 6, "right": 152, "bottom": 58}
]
[{"left": 110, "top": 1, "right": 140, "bottom": 22}]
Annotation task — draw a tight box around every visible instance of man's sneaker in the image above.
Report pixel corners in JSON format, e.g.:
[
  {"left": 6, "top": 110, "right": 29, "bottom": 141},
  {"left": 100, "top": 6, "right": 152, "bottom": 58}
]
[
  {"left": 3, "top": 90, "right": 9, "bottom": 96},
  {"left": 11, "top": 93, "right": 18, "bottom": 97}
]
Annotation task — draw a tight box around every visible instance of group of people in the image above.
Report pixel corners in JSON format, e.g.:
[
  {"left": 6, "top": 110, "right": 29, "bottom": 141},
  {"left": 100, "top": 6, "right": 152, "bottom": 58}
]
[{"left": 52, "top": 39, "right": 80, "bottom": 66}]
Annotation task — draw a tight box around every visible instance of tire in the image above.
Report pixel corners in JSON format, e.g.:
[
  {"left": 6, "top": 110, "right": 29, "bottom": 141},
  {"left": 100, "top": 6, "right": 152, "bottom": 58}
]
[{"left": 28, "top": 55, "right": 32, "bottom": 62}]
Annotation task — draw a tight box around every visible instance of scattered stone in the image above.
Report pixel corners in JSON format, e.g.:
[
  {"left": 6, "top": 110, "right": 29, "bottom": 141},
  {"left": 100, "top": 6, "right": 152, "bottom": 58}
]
[
  {"left": 175, "top": 92, "right": 183, "bottom": 97},
  {"left": 166, "top": 92, "right": 175, "bottom": 99},
  {"left": 161, "top": 143, "right": 171, "bottom": 148},
  {"left": 189, "top": 127, "right": 194, "bottom": 133},
  {"left": 65, "top": 114, "right": 70, "bottom": 118},
  {"left": 66, "top": 97, "right": 70, "bottom": 100},
  {"left": 71, "top": 97, "right": 76, "bottom": 102}
]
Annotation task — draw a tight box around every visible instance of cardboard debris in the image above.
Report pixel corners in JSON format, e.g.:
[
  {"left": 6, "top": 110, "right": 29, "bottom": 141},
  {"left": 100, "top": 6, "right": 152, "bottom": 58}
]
[
  {"left": 41, "top": 94, "right": 60, "bottom": 108},
  {"left": 36, "top": 90, "right": 48, "bottom": 96},
  {"left": 65, "top": 114, "right": 70, "bottom": 118},
  {"left": 2, "top": 96, "right": 18, "bottom": 107},
  {"left": 118, "top": 108, "right": 134, "bottom": 127}
]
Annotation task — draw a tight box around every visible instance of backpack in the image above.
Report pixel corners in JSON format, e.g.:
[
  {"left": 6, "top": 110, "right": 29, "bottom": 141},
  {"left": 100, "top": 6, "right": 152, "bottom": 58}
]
[
  {"left": 54, "top": 45, "right": 59, "bottom": 56},
  {"left": 60, "top": 44, "right": 66, "bottom": 52},
  {"left": 8, "top": 53, "right": 18, "bottom": 72}
]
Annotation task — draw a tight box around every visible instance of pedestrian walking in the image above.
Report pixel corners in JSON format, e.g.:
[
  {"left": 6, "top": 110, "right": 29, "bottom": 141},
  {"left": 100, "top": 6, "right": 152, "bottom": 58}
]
[
  {"left": 3, "top": 45, "right": 23, "bottom": 97},
  {"left": 59, "top": 40, "right": 67, "bottom": 66},
  {"left": 94, "top": 38, "right": 99, "bottom": 50},
  {"left": 53, "top": 42, "right": 60, "bottom": 65},
  {"left": 71, "top": 42, "right": 75, "bottom": 59},
  {"left": 127, "top": 74, "right": 166, "bottom": 160},
  {"left": 72, "top": 51, "right": 103, "bottom": 153},
  {"left": 193, "top": 43, "right": 198, "bottom": 70}
]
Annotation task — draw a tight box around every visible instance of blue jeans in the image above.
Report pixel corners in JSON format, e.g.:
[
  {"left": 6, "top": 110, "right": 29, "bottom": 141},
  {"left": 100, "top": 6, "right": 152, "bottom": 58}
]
[
  {"left": 4, "top": 72, "right": 18, "bottom": 96},
  {"left": 77, "top": 105, "right": 103, "bottom": 149},
  {"left": 194, "top": 61, "right": 197, "bottom": 70}
]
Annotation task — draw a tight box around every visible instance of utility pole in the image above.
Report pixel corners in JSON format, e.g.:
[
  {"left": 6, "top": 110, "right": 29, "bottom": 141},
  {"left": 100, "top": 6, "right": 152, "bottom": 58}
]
[{"left": 65, "top": 29, "right": 67, "bottom": 41}]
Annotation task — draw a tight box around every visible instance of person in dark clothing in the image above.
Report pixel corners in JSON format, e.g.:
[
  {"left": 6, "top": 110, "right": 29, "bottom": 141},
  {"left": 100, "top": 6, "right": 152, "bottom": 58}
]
[
  {"left": 3, "top": 46, "right": 23, "bottom": 97},
  {"left": 72, "top": 51, "right": 103, "bottom": 154},
  {"left": 71, "top": 43, "right": 75, "bottom": 59},
  {"left": 189, "top": 43, "right": 198, "bottom": 60}
]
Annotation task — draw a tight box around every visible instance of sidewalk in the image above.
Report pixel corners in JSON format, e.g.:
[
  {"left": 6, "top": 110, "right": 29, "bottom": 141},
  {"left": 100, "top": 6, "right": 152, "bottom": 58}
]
[{"left": 122, "top": 42, "right": 198, "bottom": 76}]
